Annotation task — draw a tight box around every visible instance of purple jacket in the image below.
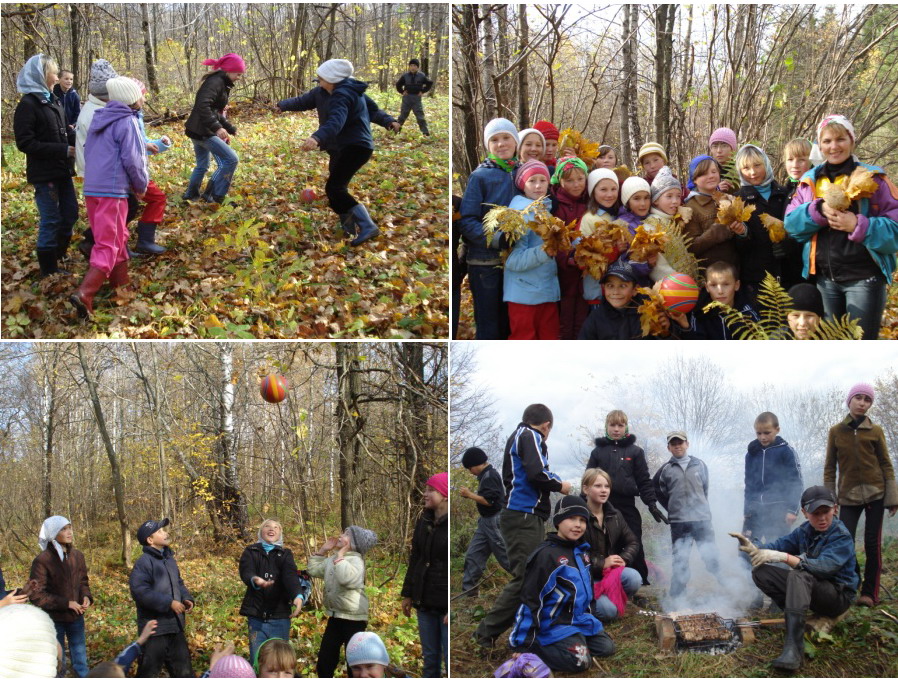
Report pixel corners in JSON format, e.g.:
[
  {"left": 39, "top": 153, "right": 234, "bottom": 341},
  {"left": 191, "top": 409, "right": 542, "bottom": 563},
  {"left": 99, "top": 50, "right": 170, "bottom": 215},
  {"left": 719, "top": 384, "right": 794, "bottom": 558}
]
[
  {"left": 615, "top": 206, "right": 651, "bottom": 283},
  {"left": 83, "top": 101, "right": 148, "bottom": 199}
]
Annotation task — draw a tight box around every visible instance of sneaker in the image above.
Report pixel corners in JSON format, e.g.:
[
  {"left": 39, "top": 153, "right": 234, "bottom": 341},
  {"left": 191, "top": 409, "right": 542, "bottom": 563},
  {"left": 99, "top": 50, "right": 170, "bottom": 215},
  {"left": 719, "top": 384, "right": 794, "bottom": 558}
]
[{"left": 856, "top": 594, "right": 875, "bottom": 607}]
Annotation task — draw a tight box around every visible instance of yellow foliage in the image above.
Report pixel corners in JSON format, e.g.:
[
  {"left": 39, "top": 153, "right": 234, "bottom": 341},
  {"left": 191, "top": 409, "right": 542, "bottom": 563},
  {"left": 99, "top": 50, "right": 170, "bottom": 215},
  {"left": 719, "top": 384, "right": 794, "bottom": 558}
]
[
  {"left": 482, "top": 203, "right": 529, "bottom": 248},
  {"left": 574, "top": 234, "right": 616, "bottom": 279},
  {"left": 716, "top": 195, "right": 755, "bottom": 224},
  {"left": 629, "top": 224, "right": 668, "bottom": 262},
  {"left": 823, "top": 167, "right": 879, "bottom": 211},
  {"left": 760, "top": 214, "right": 787, "bottom": 243},
  {"left": 636, "top": 287, "right": 671, "bottom": 337},
  {"left": 557, "top": 128, "right": 601, "bottom": 164}
]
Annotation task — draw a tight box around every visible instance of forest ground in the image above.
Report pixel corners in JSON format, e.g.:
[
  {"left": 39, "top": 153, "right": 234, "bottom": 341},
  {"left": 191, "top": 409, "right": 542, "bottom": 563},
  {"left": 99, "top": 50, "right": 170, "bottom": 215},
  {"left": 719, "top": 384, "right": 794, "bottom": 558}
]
[
  {"left": 450, "top": 522, "right": 898, "bottom": 678},
  {"left": 2, "top": 531, "right": 421, "bottom": 677},
  {"left": 0, "top": 92, "right": 449, "bottom": 339}
]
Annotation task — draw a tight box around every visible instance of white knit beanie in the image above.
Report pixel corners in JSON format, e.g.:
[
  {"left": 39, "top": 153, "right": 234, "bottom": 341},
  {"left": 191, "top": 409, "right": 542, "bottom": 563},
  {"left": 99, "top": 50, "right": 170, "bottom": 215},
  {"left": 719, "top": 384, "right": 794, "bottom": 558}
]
[
  {"left": 316, "top": 59, "right": 354, "bottom": 84},
  {"left": 517, "top": 127, "right": 546, "bottom": 153},
  {"left": 0, "top": 605, "right": 59, "bottom": 678},
  {"left": 483, "top": 118, "right": 519, "bottom": 150},
  {"left": 105, "top": 76, "right": 142, "bottom": 105},
  {"left": 588, "top": 168, "right": 619, "bottom": 198},
  {"left": 621, "top": 176, "right": 652, "bottom": 207}
]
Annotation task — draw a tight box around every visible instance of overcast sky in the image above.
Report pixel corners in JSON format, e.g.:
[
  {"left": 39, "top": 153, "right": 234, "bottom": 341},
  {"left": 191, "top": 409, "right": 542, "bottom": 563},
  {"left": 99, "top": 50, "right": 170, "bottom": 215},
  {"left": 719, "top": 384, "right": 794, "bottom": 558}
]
[{"left": 453, "top": 341, "right": 898, "bottom": 483}]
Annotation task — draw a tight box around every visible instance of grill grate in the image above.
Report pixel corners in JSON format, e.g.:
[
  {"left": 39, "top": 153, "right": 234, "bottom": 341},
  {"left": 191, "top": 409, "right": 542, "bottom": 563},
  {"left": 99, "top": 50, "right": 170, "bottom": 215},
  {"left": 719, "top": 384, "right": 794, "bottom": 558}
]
[{"left": 664, "top": 613, "right": 744, "bottom": 655}]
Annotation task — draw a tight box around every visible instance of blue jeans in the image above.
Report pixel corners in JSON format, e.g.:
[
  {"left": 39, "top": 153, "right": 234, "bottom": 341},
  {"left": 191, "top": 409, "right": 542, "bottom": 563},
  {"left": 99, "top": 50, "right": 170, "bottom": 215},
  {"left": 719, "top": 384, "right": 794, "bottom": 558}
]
[
  {"left": 187, "top": 135, "right": 238, "bottom": 198},
  {"left": 594, "top": 567, "right": 642, "bottom": 621},
  {"left": 247, "top": 616, "right": 291, "bottom": 665},
  {"left": 817, "top": 276, "right": 887, "bottom": 340},
  {"left": 466, "top": 264, "right": 509, "bottom": 339},
  {"left": 33, "top": 177, "right": 79, "bottom": 250},
  {"left": 417, "top": 608, "right": 447, "bottom": 678},
  {"left": 55, "top": 617, "right": 88, "bottom": 677}
]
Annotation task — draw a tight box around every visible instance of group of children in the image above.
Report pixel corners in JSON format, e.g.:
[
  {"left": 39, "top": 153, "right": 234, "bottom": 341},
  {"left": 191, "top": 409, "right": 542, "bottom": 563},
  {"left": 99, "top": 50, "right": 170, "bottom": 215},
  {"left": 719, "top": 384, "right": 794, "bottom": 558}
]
[
  {"left": 0, "top": 472, "right": 450, "bottom": 678},
  {"left": 456, "top": 115, "right": 898, "bottom": 340},
  {"left": 460, "top": 386, "right": 896, "bottom": 674}
]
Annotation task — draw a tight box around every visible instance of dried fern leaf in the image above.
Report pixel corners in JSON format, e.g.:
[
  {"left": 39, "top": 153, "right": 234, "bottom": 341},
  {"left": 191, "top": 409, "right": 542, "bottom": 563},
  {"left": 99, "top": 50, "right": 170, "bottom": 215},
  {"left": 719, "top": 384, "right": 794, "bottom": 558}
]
[
  {"left": 759, "top": 214, "right": 787, "bottom": 243},
  {"left": 658, "top": 218, "right": 703, "bottom": 283}
]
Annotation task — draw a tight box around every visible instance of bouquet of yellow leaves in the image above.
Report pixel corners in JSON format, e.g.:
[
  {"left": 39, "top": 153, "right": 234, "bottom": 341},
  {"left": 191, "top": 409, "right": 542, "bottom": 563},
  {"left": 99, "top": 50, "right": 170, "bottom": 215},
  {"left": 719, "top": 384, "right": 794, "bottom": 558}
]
[
  {"left": 482, "top": 203, "right": 530, "bottom": 249},
  {"left": 760, "top": 214, "right": 787, "bottom": 243},
  {"left": 822, "top": 166, "right": 879, "bottom": 212},
  {"left": 574, "top": 233, "right": 617, "bottom": 279},
  {"left": 557, "top": 128, "right": 601, "bottom": 164},
  {"left": 521, "top": 200, "right": 573, "bottom": 257},
  {"left": 613, "top": 165, "right": 633, "bottom": 184},
  {"left": 716, "top": 195, "right": 755, "bottom": 225},
  {"left": 635, "top": 287, "right": 671, "bottom": 337},
  {"left": 629, "top": 223, "right": 668, "bottom": 262}
]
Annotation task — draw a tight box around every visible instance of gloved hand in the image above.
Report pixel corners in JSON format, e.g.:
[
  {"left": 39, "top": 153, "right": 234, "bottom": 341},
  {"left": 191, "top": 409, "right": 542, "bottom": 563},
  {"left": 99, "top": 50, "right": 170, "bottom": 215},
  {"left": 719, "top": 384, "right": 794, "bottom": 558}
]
[
  {"left": 648, "top": 503, "right": 669, "bottom": 524},
  {"left": 730, "top": 532, "right": 758, "bottom": 559},
  {"left": 750, "top": 549, "right": 788, "bottom": 568}
]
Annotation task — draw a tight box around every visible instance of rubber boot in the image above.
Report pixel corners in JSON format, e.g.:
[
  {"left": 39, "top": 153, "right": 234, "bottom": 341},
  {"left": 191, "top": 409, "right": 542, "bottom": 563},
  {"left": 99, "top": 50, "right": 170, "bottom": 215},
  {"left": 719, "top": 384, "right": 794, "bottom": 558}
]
[
  {"left": 108, "top": 261, "right": 130, "bottom": 290},
  {"left": 338, "top": 212, "right": 357, "bottom": 237},
  {"left": 69, "top": 267, "right": 108, "bottom": 318},
  {"left": 135, "top": 222, "right": 167, "bottom": 255},
  {"left": 348, "top": 204, "right": 380, "bottom": 246},
  {"left": 56, "top": 234, "right": 73, "bottom": 264},
  {"left": 36, "top": 248, "right": 59, "bottom": 277},
  {"left": 771, "top": 608, "right": 805, "bottom": 671},
  {"left": 78, "top": 228, "right": 95, "bottom": 259}
]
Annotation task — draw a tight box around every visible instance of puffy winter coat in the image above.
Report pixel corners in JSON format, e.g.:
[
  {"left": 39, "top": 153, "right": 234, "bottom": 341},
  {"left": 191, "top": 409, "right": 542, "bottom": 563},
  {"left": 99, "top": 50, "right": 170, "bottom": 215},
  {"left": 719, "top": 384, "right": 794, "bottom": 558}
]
[
  {"left": 503, "top": 423, "right": 563, "bottom": 520},
  {"left": 584, "top": 502, "right": 639, "bottom": 581},
  {"left": 744, "top": 435, "right": 803, "bottom": 518},
  {"left": 401, "top": 508, "right": 448, "bottom": 613},
  {"left": 13, "top": 92, "right": 74, "bottom": 183},
  {"left": 509, "top": 534, "right": 603, "bottom": 648},
  {"left": 578, "top": 293, "right": 670, "bottom": 340},
  {"left": 307, "top": 552, "right": 368, "bottom": 620},
  {"left": 185, "top": 71, "right": 237, "bottom": 140},
  {"left": 653, "top": 456, "right": 713, "bottom": 523},
  {"left": 29, "top": 545, "right": 93, "bottom": 624},
  {"left": 277, "top": 78, "right": 395, "bottom": 153},
  {"left": 586, "top": 434, "right": 656, "bottom": 506},
  {"left": 825, "top": 415, "right": 898, "bottom": 508},
  {"left": 504, "top": 194, "right": 560, "bottom": 305},
  {"left": 460, "top": 160, "right": 516, "bottom": 263},
  {"left": 129, "top": 546, "right": 193, "bottom": 635},
  {"left": 683, "top": 192, "right": 745, "bottom": 270},
  {"left": 83, "top": 101, "right": 148, "bottom": 198},
  {"left": 238, "top": 543, "right": 306, "bottom": 621}
]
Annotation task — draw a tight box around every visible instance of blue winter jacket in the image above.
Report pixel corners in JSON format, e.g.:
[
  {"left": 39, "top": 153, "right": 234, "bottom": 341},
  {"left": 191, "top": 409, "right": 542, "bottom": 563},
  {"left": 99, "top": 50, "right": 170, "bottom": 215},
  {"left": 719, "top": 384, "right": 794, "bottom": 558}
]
[
  {"left": 762, "top": 517, "right": 859, "bottom": 592},
  {"left": 277, "top": 78, "right": 395, "bottom": 153},
  {"left": 129, "top": 546, "right": 193, "bottom": 636},
  {"left": 52, "top": 84, "right": 81, "bottom": 127},
  {"left": 83, "top": 101, "right": 148, "bottom": 198},
  {"left": 744, "top": 436, "right": 803, "bottom": 518},
  {"left": 502, "top": 423, "right": 563, "bottom": 520},
  {"left": 510, "top": 534, "right": 603, "bottom": 648},
  {"left": 504, "top": 194, "right": 560, "bottom": 305},
  {"left": 459, "top": 161, "right": 516, "bottom": 262}
]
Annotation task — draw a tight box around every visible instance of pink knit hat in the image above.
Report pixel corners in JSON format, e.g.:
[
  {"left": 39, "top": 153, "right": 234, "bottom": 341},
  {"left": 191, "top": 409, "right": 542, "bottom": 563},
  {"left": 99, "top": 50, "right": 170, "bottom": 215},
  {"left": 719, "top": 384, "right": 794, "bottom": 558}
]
[
  {"left": 515, "top": 159, "right": 551, "bottom": 191},
  {"left": 846, "top": 382, "right": 874, "bottom": 408},
  {"left": 426, "top": 472, "right": 449, "bottom": 498},
  {"left": 203, "top": 53, "right": 246, "bottom": 73},
  {"left": 208, "top": 655, "right": 256, "bottom": 678},
  {"left": 709, "top": 127, "right": 738, "bottom": 151}
]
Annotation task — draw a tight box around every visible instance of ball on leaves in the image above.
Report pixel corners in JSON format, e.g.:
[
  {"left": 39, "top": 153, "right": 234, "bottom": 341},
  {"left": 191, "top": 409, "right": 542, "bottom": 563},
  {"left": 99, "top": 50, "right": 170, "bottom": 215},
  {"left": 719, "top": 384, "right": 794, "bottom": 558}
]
[
  {"left": 300, "top": 188, "right": 317, "bottom": 203},
  {"left": 659, "top": 273, "right": 700, "bottom": 313},
  {"left": 260, "top": 374, "right": 288, "bottom": 403}
]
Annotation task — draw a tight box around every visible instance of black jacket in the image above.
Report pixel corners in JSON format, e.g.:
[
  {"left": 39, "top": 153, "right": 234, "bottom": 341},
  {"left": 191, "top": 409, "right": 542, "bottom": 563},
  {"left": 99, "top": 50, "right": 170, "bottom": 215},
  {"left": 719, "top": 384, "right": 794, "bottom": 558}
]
[
  {"left": 185, "top": 71, "right": 237, "bottom": 140},
  {"left": 682, "top": 288, "right": 760, "bottom": 340},
  {"left": 395, "top": 71, "right": 433, "bottom": 95},
  {"left": 238, "top": 543, "right": 304, "bottom": 621},
  {"left": 584, "top": 501, "right": 640, "bottom": 581},
  {"left": 578, "top": 295, "right": 670, "bottom": 340},
  {"left": 401, "top": 509, "right": 447, "bottom": 613},
  {"left": 13, "top": 92, "right": 75, "bottom": 183},
  {"left": 737, "top": 181, "right": 802, "bottom": 287},
  {"left": 586, "top": 434, "right": 656, "bottom": 506},
  {"left": 129, "top": 546, "right": 193, "bottom": 635},
  {"left": 474, "top": 464, "right": 505, "bottom": 518}
]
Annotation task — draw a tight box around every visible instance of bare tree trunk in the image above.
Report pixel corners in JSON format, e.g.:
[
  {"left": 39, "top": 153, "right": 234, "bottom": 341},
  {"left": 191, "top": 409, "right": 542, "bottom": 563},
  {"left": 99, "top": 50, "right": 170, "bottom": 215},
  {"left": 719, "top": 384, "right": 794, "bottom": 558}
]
[
  {"left": 653, "top": 4, "right": 676, "bottom": 149},
  {"left": 69, "top": 4, "right": 80, "bottom": 87},
  {"left": 212, "top": 343, "right": 247, "bottom": 540},
  {"left": 140, "top": 4, "right": 159, "bottom": 94},
  {"left": 76, "top": 344, "right": 131, "bottom": 568},
  {"left": 335, "top": 344, "right": 362, "bottom": 529},
  {"left": 618, "top": 6, "right": 634, "bottom": 167},
  {"left": 624, "top": 4, "right": 642, "bottom": 157},
  {"left": 517, "top": 5, "right": 530, "bottom": 127},
  {"left": 481, "top": 8, "right": 498, "bottom": 117}
]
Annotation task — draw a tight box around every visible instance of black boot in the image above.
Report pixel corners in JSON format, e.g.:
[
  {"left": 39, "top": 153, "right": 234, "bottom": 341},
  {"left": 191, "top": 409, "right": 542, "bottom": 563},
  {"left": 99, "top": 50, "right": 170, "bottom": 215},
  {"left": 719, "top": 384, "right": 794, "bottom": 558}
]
[
  {"left": 772, "top": 608, "right": 805, "bottom": 671},
  {"left": 135, "top": 222, "right": 167, "bottom": 255},
  {"left": 36, "top": 248, "right": 59, "bottom": 277},
  {"left": 78, "top": 228, "right": 95, "bottom": 259},
  {"left": 56, "top": 234, "right": 73, "bottom": 264},
  {"left": 338, "top": 212, "right": 357, "bottom": 237}
]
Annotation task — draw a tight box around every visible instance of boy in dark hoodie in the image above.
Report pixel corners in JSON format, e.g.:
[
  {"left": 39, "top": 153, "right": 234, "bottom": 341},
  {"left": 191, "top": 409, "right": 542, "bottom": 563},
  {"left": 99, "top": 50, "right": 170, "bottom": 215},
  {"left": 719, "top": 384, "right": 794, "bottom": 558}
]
[
  {"left": 129, "top": 518, "right": 195, "bottom": 677},
  {"left": 675, "top": 261, "right": 760, "bottom": 339},
  {"left": 509, "top": 495, "right": 615, "bottom": 673},
  {"left": 586, "top": 410, "right": 667, "bottom": 586},
  {"left": 277, "top": 58, "right": 398, "bottom": 246}
]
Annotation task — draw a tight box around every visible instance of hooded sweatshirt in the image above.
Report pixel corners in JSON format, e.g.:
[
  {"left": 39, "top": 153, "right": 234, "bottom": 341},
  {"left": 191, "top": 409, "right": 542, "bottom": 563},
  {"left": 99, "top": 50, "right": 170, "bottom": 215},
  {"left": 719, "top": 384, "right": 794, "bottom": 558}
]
[{"left": 83, "top": 100, "right": 148, "bottom": 198}]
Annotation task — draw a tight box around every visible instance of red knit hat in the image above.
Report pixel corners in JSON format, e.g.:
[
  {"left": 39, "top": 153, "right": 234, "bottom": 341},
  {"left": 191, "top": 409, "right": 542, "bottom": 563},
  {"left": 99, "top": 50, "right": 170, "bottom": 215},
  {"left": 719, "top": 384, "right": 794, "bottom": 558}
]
[
  {"left": 426, "top": 472, "right": 448, "bottom": 498},
  {"left": 533, "top": 120, "right": 559, "bottom": 141}
]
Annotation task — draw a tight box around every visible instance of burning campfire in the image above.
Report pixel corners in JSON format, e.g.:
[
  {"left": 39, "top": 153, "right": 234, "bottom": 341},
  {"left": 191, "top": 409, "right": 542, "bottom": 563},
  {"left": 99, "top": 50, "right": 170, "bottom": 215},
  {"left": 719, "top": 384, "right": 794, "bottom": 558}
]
[{"left": 655, "top": 612, "right": 757, "bottom": 655}]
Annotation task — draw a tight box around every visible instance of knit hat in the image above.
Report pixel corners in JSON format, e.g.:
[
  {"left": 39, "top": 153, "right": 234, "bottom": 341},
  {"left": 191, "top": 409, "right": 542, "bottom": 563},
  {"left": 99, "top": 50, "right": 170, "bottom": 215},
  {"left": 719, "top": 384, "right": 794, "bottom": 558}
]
[
  {"left": 409, "top": 58, "right": 420, "bottom": 67},
  {"left": 533, "top": 120, "right": 560, "bottom": 141},
  {"left": 709, "top": 127, "right": 738, "bottom": 151},
  {"left": 550, "top": 156, "right": 588, "bottom": 185},
  {"left": 203, "top": 53, "right": 247, "bottom": 73},
  {"left": 517, "top": 128, "right": 546, "bottom": 154},
  {"left": 462, "top": 447, "right": 488, "bottom": 468},
  {"left": 515, "top": 159, "right": 550, "bottom": 191},
  {"left": 621, "top": 176, "right": 652, "bottom": 207},
  {"left": 346, "top": 631, "right": 390, "bottom": 668},
  {"left": 0, "top": 604, "right": 59, "bottom": 678},
  {"left": 601, "top": 258, "right": 637, "bottom": 284},
  {"left": 637, "top": 142, "right": 667, "bottom": 164},
  {"left": 345, "top": 525, "right": 378, "bottom": 555},
  {"left": 787, "top": 283, "right": 824, "bottom": 318},
  {"left": 137, "top": 517, "right": 169, "bottom": 546},
  {"left": 687, "top": 155, "right": 720, "bottom": 191},
  {"left": 130, "top": 77, "right": 148, "bottom": 96},
  {"left": 552, "top": 495, "right": 590, "bottom": 527},
  {"left": 734, "top": 144, "right": 774, "bottom": 188},
  {"left": 816, "top": 114, "right": 855, "bottom": 145},
  {"left": 88, "top": 59, "right": 119, "bottom": 97},
  {"left": 650, "top": 166, "right": 681, "bottom": 202},
  {"left": 316, "top": 58, "right": 353, "bottom": 83},
  {"left": 587, "top": 168, "right": 619, "bottom": 198},
  {"left": 483, "top": 118, "right": 519, "bottom": 150},
  {"left": 426, "top": 472, "right": 449, "bottom": 498},
  {"left": 106, "top": 76, "right": 142, "bottom": 105},
  {"left": 845, "top": 383, "right": 875, "bottom": 408},
  {"left": 208, "top": 654, "right": 256, "bottom": 678}
]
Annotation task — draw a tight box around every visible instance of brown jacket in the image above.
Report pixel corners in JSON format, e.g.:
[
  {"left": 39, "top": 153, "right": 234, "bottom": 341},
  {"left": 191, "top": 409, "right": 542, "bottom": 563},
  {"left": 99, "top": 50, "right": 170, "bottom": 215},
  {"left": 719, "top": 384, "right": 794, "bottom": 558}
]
[
  {"left": 29, "top": 544, "right": 93, "bottom": 623},
  {"left": 824, "top": 415, "right": 898, "bottom": 508},
  {"left": 683, "top": 193, "right": 743, "bottom": 270},
  {"left": 584, "top": 501, "right": 640, "bottom": 581}
]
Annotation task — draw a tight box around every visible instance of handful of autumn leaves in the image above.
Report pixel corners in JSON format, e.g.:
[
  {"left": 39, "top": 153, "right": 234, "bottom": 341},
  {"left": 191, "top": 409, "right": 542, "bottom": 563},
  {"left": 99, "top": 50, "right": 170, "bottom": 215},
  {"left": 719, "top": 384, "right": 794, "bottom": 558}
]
[
  {"left": 715, "top": 194, "right": 755, "bottom": 225},
  {"left": 482, "top": 200, "right": 575, "bottom": 257},
  {"left": 822, "top": 167, "right": 879, "bottom": 211},
  {"left": 574, "top": 216, "right": 630, "bottom": 279}
]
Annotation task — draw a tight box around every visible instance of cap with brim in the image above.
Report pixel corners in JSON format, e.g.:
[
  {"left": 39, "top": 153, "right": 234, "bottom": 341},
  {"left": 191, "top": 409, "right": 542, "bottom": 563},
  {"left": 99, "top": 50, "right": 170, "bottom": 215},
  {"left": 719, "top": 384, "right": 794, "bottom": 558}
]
[
  {"left": 137, "top": 518, "right": 170, "bottom": 545},
  {"left": 801, "top": 485, "right": 837, "bottom": 513},
  {"left": 666, "top": 430, "right": 688, "bottom": 443},
  {"left": 601, "top": 259, "right": 637, "bottom": 284}
]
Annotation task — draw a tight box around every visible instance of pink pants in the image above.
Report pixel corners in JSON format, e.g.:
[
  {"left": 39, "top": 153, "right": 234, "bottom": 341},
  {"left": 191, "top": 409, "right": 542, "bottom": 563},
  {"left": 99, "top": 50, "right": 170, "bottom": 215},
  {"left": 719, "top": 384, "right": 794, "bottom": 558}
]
[{"left": 86, "top": 196, "right": 129, "bottom": 275}]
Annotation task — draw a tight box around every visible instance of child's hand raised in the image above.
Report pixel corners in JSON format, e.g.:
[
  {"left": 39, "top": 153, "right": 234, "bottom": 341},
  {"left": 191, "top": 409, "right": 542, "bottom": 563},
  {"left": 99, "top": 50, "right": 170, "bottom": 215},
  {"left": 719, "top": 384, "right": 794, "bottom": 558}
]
[
  {"left": 320, "top": 536, "right": 339, "bottom": 552},
  {"left": 137, "top": 620, "right": 158, "bottom": 645}
]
